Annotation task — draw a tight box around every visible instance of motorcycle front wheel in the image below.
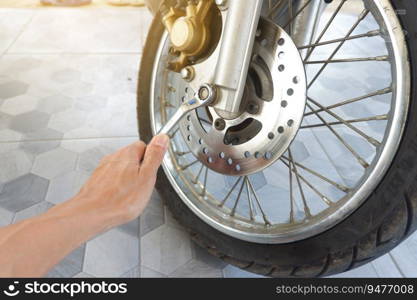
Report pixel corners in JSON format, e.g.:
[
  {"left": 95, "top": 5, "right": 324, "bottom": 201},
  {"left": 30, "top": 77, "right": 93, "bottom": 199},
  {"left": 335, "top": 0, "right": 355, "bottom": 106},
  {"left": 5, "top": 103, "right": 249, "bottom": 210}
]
[{"left": 137, "top": 0, "right": 417, "bottom": 277}]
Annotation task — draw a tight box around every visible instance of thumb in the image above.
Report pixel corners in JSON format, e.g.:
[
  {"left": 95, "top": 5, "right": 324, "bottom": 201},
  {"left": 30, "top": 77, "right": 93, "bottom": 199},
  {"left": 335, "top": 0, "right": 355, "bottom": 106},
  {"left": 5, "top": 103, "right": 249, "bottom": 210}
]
[{"left": 139, "top": 134, "right": 170, "bottom": 181}]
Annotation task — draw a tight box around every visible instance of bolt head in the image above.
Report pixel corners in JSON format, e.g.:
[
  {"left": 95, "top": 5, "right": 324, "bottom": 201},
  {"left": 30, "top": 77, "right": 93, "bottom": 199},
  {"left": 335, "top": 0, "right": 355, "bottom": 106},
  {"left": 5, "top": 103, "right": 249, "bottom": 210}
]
[
  {"left": 214, "top": 118, "right": 226, "bottom": 131},
  {"left": 215, "top": 0, "right": 227, "bottom": 9},
  {"left": 180, "top": 67, "right": 194, "bottom": 81}
]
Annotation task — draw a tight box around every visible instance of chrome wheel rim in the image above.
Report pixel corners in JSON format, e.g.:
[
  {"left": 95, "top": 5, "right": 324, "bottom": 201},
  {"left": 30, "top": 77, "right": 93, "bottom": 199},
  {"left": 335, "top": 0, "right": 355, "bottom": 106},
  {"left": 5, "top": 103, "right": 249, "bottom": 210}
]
[{"left": 149, "top": 0, "right": 410, "bottom": 244}]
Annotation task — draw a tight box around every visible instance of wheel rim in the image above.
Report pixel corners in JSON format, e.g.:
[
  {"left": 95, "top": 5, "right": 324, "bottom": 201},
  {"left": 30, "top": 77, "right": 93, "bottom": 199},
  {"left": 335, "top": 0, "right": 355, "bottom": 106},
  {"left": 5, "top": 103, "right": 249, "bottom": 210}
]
[{"left": 149, "top": 0, "right": 410, "bottom": 244}]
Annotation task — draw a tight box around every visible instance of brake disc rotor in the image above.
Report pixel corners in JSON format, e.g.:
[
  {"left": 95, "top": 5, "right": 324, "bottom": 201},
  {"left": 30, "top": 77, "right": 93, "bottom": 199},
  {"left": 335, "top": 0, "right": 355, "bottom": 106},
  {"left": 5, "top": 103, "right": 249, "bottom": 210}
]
[{"left": 179, "top": 18, "right": 306, "bottom": 176}]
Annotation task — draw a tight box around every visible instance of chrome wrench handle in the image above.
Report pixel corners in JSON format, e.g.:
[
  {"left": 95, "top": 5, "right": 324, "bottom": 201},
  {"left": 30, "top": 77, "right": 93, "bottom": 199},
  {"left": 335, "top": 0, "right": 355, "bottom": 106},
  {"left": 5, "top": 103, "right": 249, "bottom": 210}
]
[{"left": 158, "top": 84, "right": 217, "bottom": 135}]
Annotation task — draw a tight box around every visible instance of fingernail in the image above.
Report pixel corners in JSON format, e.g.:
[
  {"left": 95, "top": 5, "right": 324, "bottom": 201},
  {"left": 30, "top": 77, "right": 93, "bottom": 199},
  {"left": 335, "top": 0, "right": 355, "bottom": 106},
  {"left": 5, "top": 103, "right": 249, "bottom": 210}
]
[{"left": 152, "top": 134, "right": 170, "bottom": 150}]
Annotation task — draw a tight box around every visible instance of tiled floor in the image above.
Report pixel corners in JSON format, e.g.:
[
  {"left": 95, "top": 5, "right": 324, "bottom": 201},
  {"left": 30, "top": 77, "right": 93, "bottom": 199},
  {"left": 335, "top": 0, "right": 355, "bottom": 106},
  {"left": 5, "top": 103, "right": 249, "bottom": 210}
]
[{"left": 0, "top": 4, "right": 416, "bottom": 278}]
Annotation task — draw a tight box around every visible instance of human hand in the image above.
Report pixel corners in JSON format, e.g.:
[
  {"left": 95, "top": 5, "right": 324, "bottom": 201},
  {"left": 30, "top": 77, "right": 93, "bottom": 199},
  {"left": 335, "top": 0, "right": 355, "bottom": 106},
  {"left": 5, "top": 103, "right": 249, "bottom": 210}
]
[{"left": 72, "top": 134, "right": 170, "bottom": 228}]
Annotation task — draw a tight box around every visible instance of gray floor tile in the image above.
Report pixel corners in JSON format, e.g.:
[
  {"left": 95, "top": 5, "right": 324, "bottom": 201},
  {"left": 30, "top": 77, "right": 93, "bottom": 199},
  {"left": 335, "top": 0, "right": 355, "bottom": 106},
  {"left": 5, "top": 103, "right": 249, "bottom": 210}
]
[
  {"left": 0, "top": 173, "right": 49, "bottom": 213},
  {"left": 0, "top": 112, "right": 12, "bottom": 131},
  {"left": 329, "top": 264, "right": 379, "bottom": 278},
  {"left": 170, "top": 260, "right": 223, "bottom": 278},
  {"left": 9, "top": 9, "right": 147, "bottom": 54},
  {"left": 48, "top": 108, "right": 88, "bottom": 134},
  {"left": 0, "top": 131, "right": 20, "bottom": 153},
  {"left": 222, "top": 265, "right": 265, "bottom": 278},
  {"left": 0, "top": 80, "right": 29, "bottom": 100},
  {"left": 390, "top": 233, "right": 417, "bottom": 278},
  {"left": 140, "top": 191, "right": 164, "bottom": 237},
  {"left": 47, "top": 244, "right": 86, "bottom": 278},
  {"left": 9, "top": 110, "right": 50, "bottom": 134},
  {"left": 0, "top": 207, "right": 14, "bottom": 227},
  {"left": 83, "top": 229, "right": 139, "bottom": 277},
  {"left": 0, "top": 149, "right": 33, "bottom": 183},
  {"left": 140, "top": 266, "right": 166, "bottom": 278},
  {"left": 0, "top": 9, "right": 34, "bottom": 54},
  {"left": 45, "top": 170, "right": 89, "bottom": 205},
  {"left": 371, "top": 254, "right": 403, "bottom": 278},
  {"left": 32, "top": 147, "right": 78, "bottom": 179},
  {"left": 141, "top": 224, "right": 193, "bottom": 275},
  {"left": 0, "top": 93, "right": 39, "bottom": 116},
  {"left": 120, "top": 265, "right": 140, "bottom": 278},
  {"left": 61, "top": 137, "right": 101, "bottom": 154},
  {"left": 13, "top": 201, "right": 53, "bottom": 223},
  {"left": 37, "top": 94, "right": 73, "bottom": 114},
  {"left": 73, "top": 272, "right": 94, "bottom": 278},
  {"left": 117, "top": 217, "right": 139, "bottom": 237},
  {"left": 20, "top": 139, "right": 61, "bottom": 156}
]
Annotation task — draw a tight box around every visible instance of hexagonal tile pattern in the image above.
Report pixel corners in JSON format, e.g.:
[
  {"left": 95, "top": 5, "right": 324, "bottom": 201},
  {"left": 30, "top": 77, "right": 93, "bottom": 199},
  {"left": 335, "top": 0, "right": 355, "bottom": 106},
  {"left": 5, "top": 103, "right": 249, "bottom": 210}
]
[
  {"left": 0, "top": 93, "right": 39, "bottom": 116},
  {"left": 61, "top": 138, "right": 100, "bottom": 153},
  {"left": 32, "top": 148, "right": 77, "bottom": 179},
  {"left": 140, "top": 266, "right": 166, "bottom": 278},
  {"left": 169, "top": 260, "right": 223, "bottom": 278},
  {"left": 74, "top": 94, "right": 108, "bottom": 112},
  {"left": 0, "top": 80, "right": 29, "bottom": 99},
  {"left": 37, "top": 94, "right": 73, "bottom": 114},
  {"left": 0, "top": 112, "right": 12, "bottom": 131},
  {"left": 140, "top": 191, "right": 164, "bottom": 237},
  {"left": 141, "top": 224, "right": 193, "bottom": 275},
  {"left": 0, "top": 130, "right": 21, "bottom": 153},
  {"left": 83, "top": 229, "right": 139, "bottom": 277},
  {"left": 77, "top": 145, "right": 113, "bottom": 173},
  {"left": 47, "top": 245, "right": 86, "bottom": 278},
  {"left": 45, "top": 170, "right": 89, "bottom": 205},
  {"left": 13, "top": 201, "right": 53, "bottom": 223},
  {"left": 48, "top": 109, "right": 88, "bottom": 134},
  {"left": 0, "top": 173, "right": 49, "bottom": 213},
  {"left": 120, "top": 266, "right": 140, "bottom": 278},
  {"left": 0, "top": 207, "right": 14, "bottom": 227},
  {"left": 51, "top": 68, "right": 81, "bottom": 84},
  {"left": 0, "top": 149, "right": 32, "bottom": 182},
  {"left": 222, "top": 265, "right": 265, "bottom": 278},
  {"left": 9, "top": 111, "right": 50, "bottom": 134}
]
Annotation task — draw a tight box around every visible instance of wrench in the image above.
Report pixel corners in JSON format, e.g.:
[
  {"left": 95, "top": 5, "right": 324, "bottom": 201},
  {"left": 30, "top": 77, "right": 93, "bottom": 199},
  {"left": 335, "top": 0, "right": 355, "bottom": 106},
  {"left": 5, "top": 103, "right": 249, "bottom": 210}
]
[{"left": 158, "top": 84, "right": 217, "bottom": 135}]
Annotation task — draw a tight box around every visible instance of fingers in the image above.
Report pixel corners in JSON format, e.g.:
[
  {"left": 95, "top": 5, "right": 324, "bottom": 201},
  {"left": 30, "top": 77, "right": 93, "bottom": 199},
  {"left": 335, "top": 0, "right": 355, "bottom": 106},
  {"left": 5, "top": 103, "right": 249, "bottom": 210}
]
[{"left": 139, "top": 134, "right": 169, "bottom": 182}]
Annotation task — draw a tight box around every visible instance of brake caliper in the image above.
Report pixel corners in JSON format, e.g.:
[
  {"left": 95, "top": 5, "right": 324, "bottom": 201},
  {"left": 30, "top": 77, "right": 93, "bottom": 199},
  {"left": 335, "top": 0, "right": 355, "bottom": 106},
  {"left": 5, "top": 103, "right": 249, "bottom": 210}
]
[{"left": 160, "top": 0, "right": 216, "bottom": 72}]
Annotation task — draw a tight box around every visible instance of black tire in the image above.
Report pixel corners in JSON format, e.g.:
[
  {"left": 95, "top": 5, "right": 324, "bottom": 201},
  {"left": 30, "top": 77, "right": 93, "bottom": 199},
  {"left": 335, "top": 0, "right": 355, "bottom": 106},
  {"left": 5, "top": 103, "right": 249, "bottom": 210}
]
[{"left": 137, "top": 1, "right": 417, "bottom": 277}]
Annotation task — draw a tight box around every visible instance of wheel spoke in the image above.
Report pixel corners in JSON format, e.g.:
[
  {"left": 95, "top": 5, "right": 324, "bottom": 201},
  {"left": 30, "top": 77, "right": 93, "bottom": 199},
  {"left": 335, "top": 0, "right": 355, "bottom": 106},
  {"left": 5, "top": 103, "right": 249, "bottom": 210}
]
[
  {"left": 307, "top": 97, "right": 381, "bottom": 147},
  {"left": 247, "top": 177, "right": 271, "bottom": 225},
  {"left": 303, "top": 0, "right": 347, "bottom": 61},
  {"left": 267, "top": 0, "right": 285, "bottom": 19},
  {"left": 304, "top": 87, "right": 392, "bottom": 117},
  {"left": 201, "top": 167, "right": 209, "bottom": 198},
  {"left": 283, "top": 0, "right": 313, "bottom": 29},
  {"left": 288, "top": 0, "right": 293, "bottom": 36},
  {"left": 245, "top": 177, "right": 256, "bottom": 221},
  {"left": 175, "top": 150, "right": 191, "bottom": 156},
  {"left": 192, "top": 164, "right": 205, "bottom": 184},
  {"left": 288, "top": 158, "right": 295, "bottom": 223},
  {"left": 280, "top": 158, "right": 333, "bottom": 207},
  {"left": 219, "top": 177, "right": 243, "bottom": 207},
  {"left": 169, "top": 127, "right": 180, "bottom": 138},
  {"left": 299, "top": 29, "right": 381, "bottom": 50},
  {"left": 307, "top": 9, "right": 370, "bottom": 89},
  {"left": 301, "top": 114, "right": 388, "bottom": 129},
  {"left": 305, "top": 55, "right": 388, "bottom": 64},
  {"left": 230, "top": 177, "right": 246, "bottom": 216},
  {"left": 180, "top": 159, "right": 199, "bottom": 171},
  {"left": 306, "top": 103, "right": 369, "bottom": 168},
  {"left": 288, "top": 149, "right": 312, "bottom": 219},
  {"left": 281, "top": 156, "right": 350, "bottom": 193}
]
